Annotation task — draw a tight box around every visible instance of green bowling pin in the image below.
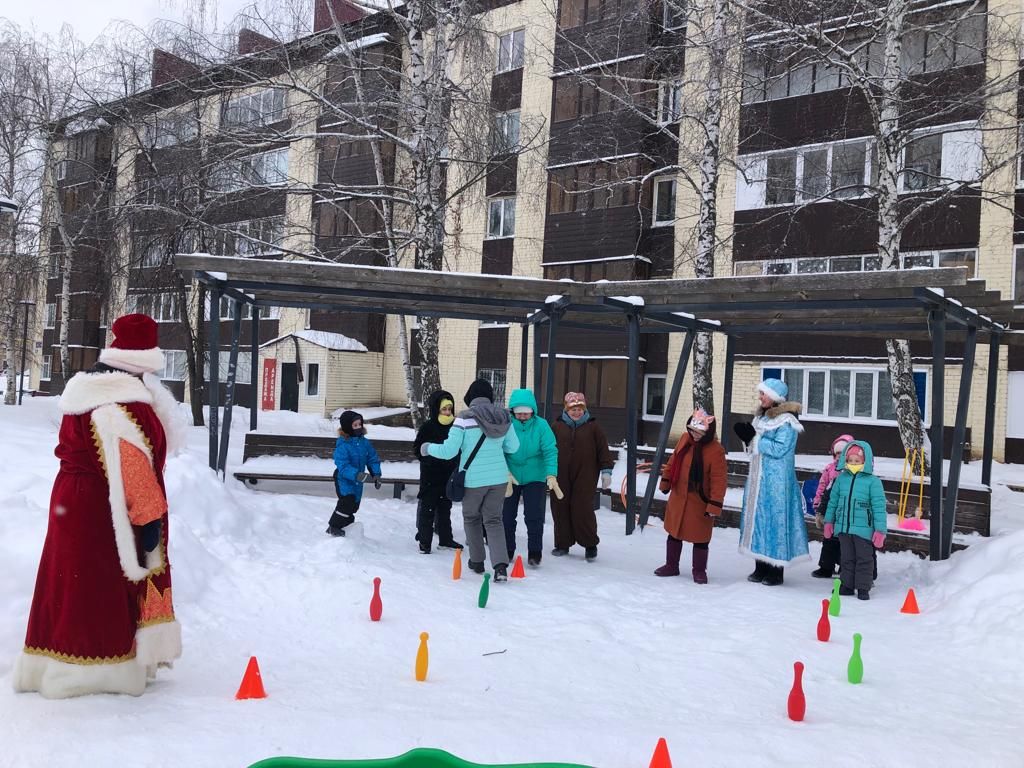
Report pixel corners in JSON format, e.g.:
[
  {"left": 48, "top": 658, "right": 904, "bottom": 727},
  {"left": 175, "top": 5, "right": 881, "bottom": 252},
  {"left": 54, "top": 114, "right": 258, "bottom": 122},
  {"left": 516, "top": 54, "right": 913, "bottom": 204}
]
[
  {"left": 478, "top": 572, "right": 491, "bottom": 608},
  {"left": 829, "top": 578, "right": 841, "bottom": 617},
  {"left": 847, "top": 633, "right": 864, "bottom": 684}
]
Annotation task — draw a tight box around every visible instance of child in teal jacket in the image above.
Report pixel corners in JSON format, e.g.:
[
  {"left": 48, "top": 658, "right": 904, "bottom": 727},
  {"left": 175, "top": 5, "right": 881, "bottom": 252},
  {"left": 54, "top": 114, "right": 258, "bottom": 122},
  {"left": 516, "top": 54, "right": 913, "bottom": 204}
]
[
  {"left": 823, "top": 440, "right": 887, "bottom": 600},
  {"left": 502, "top": 389, "right": 560, "bottom": 567}
]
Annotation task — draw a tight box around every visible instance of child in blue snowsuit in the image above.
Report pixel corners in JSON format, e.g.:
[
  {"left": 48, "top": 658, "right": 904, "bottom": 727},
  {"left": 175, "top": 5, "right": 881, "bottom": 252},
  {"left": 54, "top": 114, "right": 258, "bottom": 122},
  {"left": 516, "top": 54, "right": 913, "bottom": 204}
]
[{"left": 326, "top": 410, "right": 382, "bottom": 537}]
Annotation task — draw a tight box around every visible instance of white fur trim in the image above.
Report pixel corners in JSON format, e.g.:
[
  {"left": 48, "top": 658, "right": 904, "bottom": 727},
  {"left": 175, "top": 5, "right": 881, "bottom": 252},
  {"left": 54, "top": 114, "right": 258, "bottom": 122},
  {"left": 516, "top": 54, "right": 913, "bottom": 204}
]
[
  {"left": 142, "top": 373, "right": 186, "bottom": 456},
  {"left": 135, "top": 620, "right": 182, "bottom": 667},
  {"left": 60, "top": 371, "right": 154, "bottom": 415},
  {"left": 753, "top": 411, "right": 804, "bottom": 435},
  {"left": 737, "top": 547, "right": 813, "bottom": 568},
  {"left": 98, "top": 347, "right": 165, "bottom": 374},
  {"left": 757, "top": 380, "right": 786, "bottom": 403},
  {"left": 90, "top": 404, "right": 164, "bottom": 582},
  {"left": 13, "top": 652, "right": 146, "bottom": 698}
]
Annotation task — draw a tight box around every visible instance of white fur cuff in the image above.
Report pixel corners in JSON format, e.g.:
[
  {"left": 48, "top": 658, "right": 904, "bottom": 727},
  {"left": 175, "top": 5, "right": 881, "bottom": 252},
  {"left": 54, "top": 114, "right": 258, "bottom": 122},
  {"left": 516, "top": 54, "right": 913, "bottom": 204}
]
[{"left": 99, "top": 347, "right": 165, "bottom": 374}]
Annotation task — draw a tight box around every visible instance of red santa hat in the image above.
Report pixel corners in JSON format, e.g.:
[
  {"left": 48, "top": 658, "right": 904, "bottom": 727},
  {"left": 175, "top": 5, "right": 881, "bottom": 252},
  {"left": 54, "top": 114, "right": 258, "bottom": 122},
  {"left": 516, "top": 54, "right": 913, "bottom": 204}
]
[{"left": 98, "top": 313, "right": 165, "bottom": 374}]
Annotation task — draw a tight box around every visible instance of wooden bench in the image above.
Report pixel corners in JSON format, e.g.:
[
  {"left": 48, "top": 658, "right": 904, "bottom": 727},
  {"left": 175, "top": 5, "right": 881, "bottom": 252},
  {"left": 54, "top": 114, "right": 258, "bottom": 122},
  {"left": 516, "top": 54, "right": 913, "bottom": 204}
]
[{"left": 234, "top": 470, "right": 420, "bottom": 499}]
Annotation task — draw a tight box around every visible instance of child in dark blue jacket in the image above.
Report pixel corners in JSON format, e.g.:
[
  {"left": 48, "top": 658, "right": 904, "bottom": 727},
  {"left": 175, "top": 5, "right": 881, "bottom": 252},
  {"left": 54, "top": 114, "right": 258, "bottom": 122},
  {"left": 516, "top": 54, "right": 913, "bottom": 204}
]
[{"left": 326, "top": 411, "right": 382, "bottom": 537}]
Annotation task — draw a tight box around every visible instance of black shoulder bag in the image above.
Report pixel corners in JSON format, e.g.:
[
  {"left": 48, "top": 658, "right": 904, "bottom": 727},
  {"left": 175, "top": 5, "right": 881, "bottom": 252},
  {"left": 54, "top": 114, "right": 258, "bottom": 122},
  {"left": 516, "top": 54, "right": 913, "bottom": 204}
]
[{"left": 446, "top": 432, "right": 487, "bottom": 502}]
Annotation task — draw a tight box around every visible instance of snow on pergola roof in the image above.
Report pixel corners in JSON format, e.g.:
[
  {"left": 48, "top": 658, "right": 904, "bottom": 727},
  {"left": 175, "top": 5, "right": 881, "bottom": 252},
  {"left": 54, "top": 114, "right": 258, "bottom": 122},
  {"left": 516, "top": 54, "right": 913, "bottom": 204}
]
[{"left": 173, "top": 253, "right": 1024, "bottom": 342}]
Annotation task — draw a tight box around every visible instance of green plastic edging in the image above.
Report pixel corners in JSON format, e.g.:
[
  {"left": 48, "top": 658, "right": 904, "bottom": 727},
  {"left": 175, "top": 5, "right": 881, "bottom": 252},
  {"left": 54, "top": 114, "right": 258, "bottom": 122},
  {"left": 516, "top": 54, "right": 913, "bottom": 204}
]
[{"left": 248, "top": 747, "right": 594, "bottom": 768}]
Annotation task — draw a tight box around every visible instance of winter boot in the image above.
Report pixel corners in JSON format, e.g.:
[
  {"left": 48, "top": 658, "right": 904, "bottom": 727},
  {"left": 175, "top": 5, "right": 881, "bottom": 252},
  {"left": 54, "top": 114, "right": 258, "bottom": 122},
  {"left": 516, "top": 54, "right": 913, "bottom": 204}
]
[
  {"left": 438, "top": 538, "right": 464, "bottom": 550},
  {"left": 493, "top": 564, "right": 508, "bottom": 583},
  {"left": 326, "top": 526, "right": 345, "bottom": 537},
  {"left": 839, "top": 585, "right": 855, "bottom": 597},
  {"left": 761, "top": 565, "right": 784, "bottom": 586},
  {"left": 468, "top": 560, "right": 485, "bottom": 574},
  {"left": 654, "top": 536, "right": 683, "bottom": 577},
  {"left": 857, "top": 589, "right": 870, "bottom": 601},
  {"left": 747, "top": 560, "right": 768, "bottom": 583},
  {"left": 551, "top": 547, "right": 569, "bottom": 557},
  {"left": 419, "top": 540, "right": 431, "bottom": 555},
  {"left": 691, "top": 544, "right": 709, "bottom": 584},
  {"left": 811, "top": 566, "right": 834, "bottom": 578},
  {"left": 528, "top": 551, "right": 542, "bottom": 567},
  {"left": 585, "top": 546, "right": 598, "bottom": 562}
]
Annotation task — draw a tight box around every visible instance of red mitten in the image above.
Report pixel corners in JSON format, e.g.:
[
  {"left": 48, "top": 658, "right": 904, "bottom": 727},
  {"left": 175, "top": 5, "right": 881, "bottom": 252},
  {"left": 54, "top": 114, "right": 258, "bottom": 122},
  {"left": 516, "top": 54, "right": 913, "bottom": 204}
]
[
  {"left": 871, "top": 531, "right": 886, "bottom": 549},
  {"left": 823, "top": 523, "right": 834, "bottom": 539}
]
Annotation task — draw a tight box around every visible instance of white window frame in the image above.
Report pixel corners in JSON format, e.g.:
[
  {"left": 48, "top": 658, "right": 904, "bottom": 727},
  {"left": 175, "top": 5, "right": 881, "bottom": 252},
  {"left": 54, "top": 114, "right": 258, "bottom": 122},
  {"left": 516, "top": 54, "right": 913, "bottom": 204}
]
[
  {"left": 763, "top": 364, "right": 929, "bottom": 427},
  {"left": 497, "top": 29, "right": 525, "bottom": 73},
  {"left": 643, "top": 373, "right": 667, "bottom": 421},
  {"left": 41, "top": 355, "right": 52, "bottom": 381},
  {"left": 56, "top": 159, "right": 68, "bottom": 181},
  {"left": 657, "top": 78, "right": 684, "bottom": 125},
  {"left": 204, "top": 351, "right": 252, "bottom": 385},
  {"left": 213, "top": 215, "right": 285, "bottom": 257},
  {"left": 900, "top": 131, "right": 944, "bottom": 192},
  {"left": 211, "top": 148, "right": 289, "bottom": 194},
  {"left": 160, "top": 350, "right": 187, "bottom": 381},
  {"left": 145, "top": 111, "right": 199, "bottom": 149},
  {"left": 305, "top": 363, "right": 320, "bottom": 397},
  {"left": 140, "top": 238, "right": 166, "bottom": 268},
  {"left": 477, "top": 367, "right": 507, "bottom": 405},
  {"left": 487, "top": 197, "right": 516, "bottom": 239},
  {"left": 129, "top": 292, "right": 180, "bottom": 323},
  {"left": 736, "top": 249, "right": 976, "bottom": 279},
  {"left": 493, "top": 110, "right": 521, "bottom": 154},
  {"left": 751, "top": 138, "right": 874, "bottom": 209},
  {"left": 652, "top": 176, "right": 677, "bottom": 227},
  {"left": 44, "top": 303, "right": 56, "bottom": 329},
  {"left": 222, "top": 87, "right": 286, "bottom": 129}
]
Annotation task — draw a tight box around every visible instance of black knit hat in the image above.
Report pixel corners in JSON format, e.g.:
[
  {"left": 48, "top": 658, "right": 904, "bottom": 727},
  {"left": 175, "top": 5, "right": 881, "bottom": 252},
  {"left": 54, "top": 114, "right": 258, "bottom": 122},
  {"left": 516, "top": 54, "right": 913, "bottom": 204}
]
[
  {"left": 339, "top": 410, "right": 364, "bottom": 435},
  {"left": 464, "top": 378, "right": 494, "bottom": 406}
]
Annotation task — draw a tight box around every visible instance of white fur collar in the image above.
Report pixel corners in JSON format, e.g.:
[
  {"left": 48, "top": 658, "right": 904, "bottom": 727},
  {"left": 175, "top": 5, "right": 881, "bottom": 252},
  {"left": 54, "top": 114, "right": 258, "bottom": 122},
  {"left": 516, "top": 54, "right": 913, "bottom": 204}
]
[
  {"left": 753, "top": 410, "right": 804, "bottom": 434},
  {"left": 59, "top": 371, "right": 154, "bottom": 415}
]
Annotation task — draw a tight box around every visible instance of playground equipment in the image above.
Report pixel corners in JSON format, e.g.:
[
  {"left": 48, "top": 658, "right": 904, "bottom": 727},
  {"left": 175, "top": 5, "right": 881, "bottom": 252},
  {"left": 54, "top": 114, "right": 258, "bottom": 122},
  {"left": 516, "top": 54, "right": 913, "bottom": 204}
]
[
  {"left": 901, "top": 589, "right": 921, "bottom": 614},
  {"left": 898, "top": 448, "right": 927, "bottom": 531},
  {"left": 453, "top": 549, "right": 462, "bottom": 580},
  {"left": 511, "top": 555, "right": 526, "bottom": 579},
  {"left": 478, "top": 573, "right": 491, "bottom": 608},
  {"left": 787, "top": 662, "right": 806, "bottom": 722},
  {"left": 816, "top": 599, "right": 831, "bottom": 642},
  {"left": 415, "top": 633, "right": 429, "bottom": 682},
  {"left": 370, "top": 577, "right": 383, "bottom": 622},
  {"left": 236, "top": 656, "right": 267, "bottom": 700},
  {"left": 847, "top": 634, "right": 864, "bottom": 684},
  {"left": 829, "top": 578, "right": 841, "bottom": 617},
  {"left": 248, "top": 748, "right": 594, "bottom": 768}
]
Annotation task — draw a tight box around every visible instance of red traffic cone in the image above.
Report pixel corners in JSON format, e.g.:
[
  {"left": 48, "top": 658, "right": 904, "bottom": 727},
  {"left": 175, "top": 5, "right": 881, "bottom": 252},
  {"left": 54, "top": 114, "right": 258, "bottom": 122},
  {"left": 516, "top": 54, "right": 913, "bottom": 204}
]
[
  {"left": 649, "top": 737, "right": 672, "bottom": 768},
  {"left": 235, "top": 656, "right": 267, "bottom": 700},
  {"left": 510, "top": 555, "right": 526, "bottom": 579},
  {"left": 900, "top": 588, "right": 920, "bottom": 614},
  {"left": 787, "top": 661, "right": 806, "bottom": 722}
]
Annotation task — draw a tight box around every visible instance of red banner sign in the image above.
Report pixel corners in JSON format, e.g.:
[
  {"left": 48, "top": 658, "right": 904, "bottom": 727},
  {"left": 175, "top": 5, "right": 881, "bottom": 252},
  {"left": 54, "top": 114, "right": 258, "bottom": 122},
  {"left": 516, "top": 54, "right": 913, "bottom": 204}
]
[{"left": 261, "top": 359, "right": 277, "bottom": 410}]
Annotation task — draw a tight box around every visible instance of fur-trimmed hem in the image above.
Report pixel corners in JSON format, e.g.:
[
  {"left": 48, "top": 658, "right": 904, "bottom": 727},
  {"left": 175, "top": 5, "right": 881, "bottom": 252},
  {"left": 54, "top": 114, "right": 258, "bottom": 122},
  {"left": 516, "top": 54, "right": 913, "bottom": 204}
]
[
  {"left": 142, "top": 373, "right": 186, "bottom": 456},
  {"left": 60, "top": 371, "right": 154, "bottom": 415},
  {"left": 13, "top": 651, "right": 146, "bottom": 698},
  {"left": 135, "top": 620, "right": 182, "bottom": 667},
  {"left": 99, "top": 347, "right": 165, "bottom": 375},
  {"left": 738, "top": 547, "right": 813, "bottom": 568}
]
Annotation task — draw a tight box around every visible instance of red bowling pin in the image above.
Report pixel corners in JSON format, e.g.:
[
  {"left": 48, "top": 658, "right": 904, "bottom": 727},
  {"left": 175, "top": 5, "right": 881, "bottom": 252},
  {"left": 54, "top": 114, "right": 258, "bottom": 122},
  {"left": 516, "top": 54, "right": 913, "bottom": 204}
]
[
  {"left": 816, "top": 598, "right": 831, "bottom": 642},
  {"left": 787, "top": 661, "right": 806, "bottom": 722},
  {"left": 369, "top": 577, "right": 383, "bottom": 622}
]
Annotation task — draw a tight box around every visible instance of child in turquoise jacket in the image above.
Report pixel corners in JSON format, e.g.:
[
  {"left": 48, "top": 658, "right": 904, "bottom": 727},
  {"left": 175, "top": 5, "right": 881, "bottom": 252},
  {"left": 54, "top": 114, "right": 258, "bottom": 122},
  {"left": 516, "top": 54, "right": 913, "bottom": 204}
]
[
  {"left": 502, "top": 389, "right": 560, "bottom": 567},
  {"left": 823, "top": 440, "right": 887, "bottom": 600}
]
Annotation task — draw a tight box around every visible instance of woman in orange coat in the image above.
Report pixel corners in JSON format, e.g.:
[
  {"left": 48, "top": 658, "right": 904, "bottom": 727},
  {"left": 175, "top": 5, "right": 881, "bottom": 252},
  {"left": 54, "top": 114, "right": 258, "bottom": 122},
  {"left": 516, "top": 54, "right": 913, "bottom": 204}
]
[{"left": 655, "top": 409, "right": 727, "bottom": 583}]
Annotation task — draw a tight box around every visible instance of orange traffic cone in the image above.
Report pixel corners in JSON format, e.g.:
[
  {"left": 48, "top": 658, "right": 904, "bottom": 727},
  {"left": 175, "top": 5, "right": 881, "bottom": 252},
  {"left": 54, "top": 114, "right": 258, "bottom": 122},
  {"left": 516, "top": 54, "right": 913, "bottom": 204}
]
[
  {"left": 510, "top": 555, "right": 526, "bottom": 579},
  {"left": 900, "top": 588, "right": 920, "bottom": 614},
  {"left": 649, "top": 737, "right": 672, "bottom": 768},
  {"left": 235, "top": 656, "right": 267, "bottom": 700}
]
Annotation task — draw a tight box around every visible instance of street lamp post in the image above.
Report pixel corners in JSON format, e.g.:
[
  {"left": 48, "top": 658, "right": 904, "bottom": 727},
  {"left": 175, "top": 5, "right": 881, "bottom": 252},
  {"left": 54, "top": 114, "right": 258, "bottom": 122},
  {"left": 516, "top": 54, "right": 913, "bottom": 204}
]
[{"left": 17, "top": 299, "right": 35, "bottom": 405}]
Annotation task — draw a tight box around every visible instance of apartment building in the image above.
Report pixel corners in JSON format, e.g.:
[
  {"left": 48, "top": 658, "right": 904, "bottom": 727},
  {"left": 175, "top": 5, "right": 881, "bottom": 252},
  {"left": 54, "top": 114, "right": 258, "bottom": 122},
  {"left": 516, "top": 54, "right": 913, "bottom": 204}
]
[{"left": 31, "top": 0, "right": 1024, "bottom": 460}]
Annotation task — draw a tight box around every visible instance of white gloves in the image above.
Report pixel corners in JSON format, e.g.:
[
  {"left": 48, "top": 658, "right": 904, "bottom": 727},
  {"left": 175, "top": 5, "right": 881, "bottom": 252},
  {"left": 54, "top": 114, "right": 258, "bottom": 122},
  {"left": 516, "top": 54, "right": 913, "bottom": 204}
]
[
  {"left": 546, "top": 475, "right": 564, "bottom": 500},
  {"left": 600, "top": 472, "right": 612, "bottom": 491},
  {"left": 505, "top": 473, "right": 517, "bottom": 498}
]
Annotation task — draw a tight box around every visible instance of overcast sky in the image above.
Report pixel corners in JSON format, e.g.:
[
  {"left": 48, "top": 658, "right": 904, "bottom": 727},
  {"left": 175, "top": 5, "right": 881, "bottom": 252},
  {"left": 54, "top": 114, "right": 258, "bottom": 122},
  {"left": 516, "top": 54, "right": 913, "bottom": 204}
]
[{"left": 2, "top": 0, "right": 254, "bottom": 43}]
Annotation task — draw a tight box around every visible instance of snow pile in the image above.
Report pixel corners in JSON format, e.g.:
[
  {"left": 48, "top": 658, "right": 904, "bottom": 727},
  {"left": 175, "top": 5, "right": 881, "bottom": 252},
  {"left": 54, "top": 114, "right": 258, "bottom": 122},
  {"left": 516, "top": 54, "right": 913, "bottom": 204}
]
[{"left": 262, "top": 330, "right": 368, "bottom": 353}]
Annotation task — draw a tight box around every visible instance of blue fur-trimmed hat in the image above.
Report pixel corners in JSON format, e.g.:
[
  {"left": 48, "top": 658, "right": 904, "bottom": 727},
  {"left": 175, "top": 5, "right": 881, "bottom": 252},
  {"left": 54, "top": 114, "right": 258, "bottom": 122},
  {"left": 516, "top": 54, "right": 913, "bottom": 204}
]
[{"left": 758, "top": 377, "right": 788, "bottom": 404}]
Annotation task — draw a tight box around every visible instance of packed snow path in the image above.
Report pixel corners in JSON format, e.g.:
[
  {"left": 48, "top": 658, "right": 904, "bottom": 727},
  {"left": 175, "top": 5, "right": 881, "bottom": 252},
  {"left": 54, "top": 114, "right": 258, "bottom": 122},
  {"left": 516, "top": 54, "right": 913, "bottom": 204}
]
[{"left": 2, "top": 399, "right": 1023, "bottom": 767}]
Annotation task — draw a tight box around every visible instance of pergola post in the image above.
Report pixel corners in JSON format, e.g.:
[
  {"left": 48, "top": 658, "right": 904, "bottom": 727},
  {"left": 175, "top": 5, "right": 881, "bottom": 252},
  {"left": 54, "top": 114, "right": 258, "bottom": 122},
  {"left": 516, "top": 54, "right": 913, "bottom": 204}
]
[
  {"left": 544, "top": 310, "right": 561, "bottom": 421},
  {"left": 533, "top": 319, "right": 543, "bottom": 404},
  {"left": 519, "top": 322, "right": 529, "bottom": 389},
  {"left": 639, "top": 329, "right": 695, "bottom": 530},
  {"left": 250, "top": 310, "right": 260, "bottom": 432},
  {"left": 929, "top": 310, "right": 945, "bottom": 561},
  {"left": 625, "top": 309, "right": 641, "bottom": 534},
  {"left": 208, "top": 284, "right": 222, "bottom": 471},
  {"left": 981, "top": 333, "right": 1000, "bottom": 487},
  {"left": 721, "top": 334, "right": 736, "bottom": 451},
  {"left": 217, "top": 299, "right": 243, "bottom": 478},
  {"left": 942, "top": 323, "right": 976, "bottom": 558}
]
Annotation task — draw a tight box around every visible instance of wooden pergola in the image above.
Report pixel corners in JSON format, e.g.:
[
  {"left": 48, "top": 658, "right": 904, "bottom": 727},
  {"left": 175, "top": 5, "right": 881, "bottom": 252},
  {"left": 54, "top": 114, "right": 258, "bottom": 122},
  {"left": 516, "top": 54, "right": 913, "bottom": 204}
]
[{"left": 174, "top": 254, "right": 1024, "bottom": 561}]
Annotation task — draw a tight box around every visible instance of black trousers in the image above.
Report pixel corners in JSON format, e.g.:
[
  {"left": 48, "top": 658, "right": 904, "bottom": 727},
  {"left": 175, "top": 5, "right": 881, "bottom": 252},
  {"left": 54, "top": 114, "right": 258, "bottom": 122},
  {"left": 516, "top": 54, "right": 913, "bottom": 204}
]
[
  {"left": 416, "top": 485, "right": 455, "bottom": 544},
  {"left": 328, "top": 494, "right": 359, "bottom": 531},
  {"left": 838, "top": 533, "right": 875, "bottom": 592}
]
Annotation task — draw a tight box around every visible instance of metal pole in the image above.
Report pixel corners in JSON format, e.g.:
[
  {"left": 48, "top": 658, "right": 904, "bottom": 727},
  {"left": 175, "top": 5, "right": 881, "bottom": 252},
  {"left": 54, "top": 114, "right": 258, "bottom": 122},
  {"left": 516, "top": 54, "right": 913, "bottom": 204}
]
[
  {"left": 250, "top": 310, "right": 260, "bottom": 432},
  {"left": 625, "top": 310, "right": 641, "bottom": 535},
  {"left": 18, "top": 301, "right": 32, "bottom": 405},
  {"left": 533, "top": 319, "right": 542, "bottom": 405},
  {"left": 639, "top": 330, "right": 695, "bottom": 530},
  {"left": 981, "top": 333, "right": 1000, "bottom": 487},
  {"left": 218, "top": 300, "right": 243, "bottom": 478},
  {"left": 519, "top": 322, "right": 529, "bottom": 389},
  {"left": 943, "top": 323, "right": 976, "bottom": 559},
  {"left": 929, "top": 310, "right": 945, "bottom": 562},
  {"left": 544, "top": 310, "right": 561, "bottom": 422},
  {"left": 208, "top": 285, "right": 221, "bottom": 471},
  {"left": 720, "top": 334, "right": 736, "bottom": 451}
]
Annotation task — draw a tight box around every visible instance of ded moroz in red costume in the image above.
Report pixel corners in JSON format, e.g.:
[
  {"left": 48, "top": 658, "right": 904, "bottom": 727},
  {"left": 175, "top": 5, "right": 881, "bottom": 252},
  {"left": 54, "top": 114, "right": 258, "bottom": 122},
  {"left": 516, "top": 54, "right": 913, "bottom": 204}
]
[{"left": 13, "top": 314, "right": 183, "bottom": 698}]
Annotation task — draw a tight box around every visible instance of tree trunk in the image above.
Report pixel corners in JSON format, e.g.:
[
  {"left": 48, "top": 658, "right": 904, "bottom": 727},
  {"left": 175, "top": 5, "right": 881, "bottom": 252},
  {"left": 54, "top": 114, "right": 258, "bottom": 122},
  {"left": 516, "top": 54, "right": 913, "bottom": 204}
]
[
  {"left": 3, "top": 314, "right": 17, "bottom": 405},
  {"left": 185, "top": 280, "right": 206, "bottom": 427},
  {"left": 886, "top": 337, "right": 928, "bottom": 457},
  {"left": 690, "top": 0, "right": 728, "bottom": 414}
]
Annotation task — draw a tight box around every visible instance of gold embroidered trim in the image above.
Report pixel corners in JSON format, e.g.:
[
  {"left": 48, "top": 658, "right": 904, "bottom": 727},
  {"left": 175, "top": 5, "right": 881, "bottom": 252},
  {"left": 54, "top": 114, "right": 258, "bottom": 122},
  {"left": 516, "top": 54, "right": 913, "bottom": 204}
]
[
  {"left": 90, "top": 420, "right": 108, "bottom": 480},
  {"left": 138, "top": 615, "right": 176, "bottom": 629},
  {"left": 121, "top": 406, "right": 154, "bottom": 455},
  {"left": 23, "top": 645, "right": 136, "bottom": 665}
]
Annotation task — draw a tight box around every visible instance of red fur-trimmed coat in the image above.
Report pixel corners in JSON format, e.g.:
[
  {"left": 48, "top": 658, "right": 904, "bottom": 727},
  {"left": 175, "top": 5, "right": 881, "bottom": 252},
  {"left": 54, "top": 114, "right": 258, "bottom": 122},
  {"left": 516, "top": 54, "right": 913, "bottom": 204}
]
[{"left": 14, "top": 370, "right": 182, "bottom": 698}]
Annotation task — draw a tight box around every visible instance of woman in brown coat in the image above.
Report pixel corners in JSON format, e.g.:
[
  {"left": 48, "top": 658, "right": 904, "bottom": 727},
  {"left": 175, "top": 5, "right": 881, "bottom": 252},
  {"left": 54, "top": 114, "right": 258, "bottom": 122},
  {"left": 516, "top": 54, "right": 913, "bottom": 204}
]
[
  {"left": 656, "top": 408, "right": 727, "bottom": 583},
  {"left": 550, "top": 392, "right": 615, "bottom": 562}
]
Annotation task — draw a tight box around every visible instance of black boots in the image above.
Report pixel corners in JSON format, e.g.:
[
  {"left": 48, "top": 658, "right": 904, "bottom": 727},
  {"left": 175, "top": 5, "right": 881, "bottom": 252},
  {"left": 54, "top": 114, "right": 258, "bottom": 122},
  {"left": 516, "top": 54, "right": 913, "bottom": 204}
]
[
  {"left": 468, "top": 560, "right": 485, "bottom": 574},
  {"left": 528, "top": 551, "right": 542, "bottom": 566},
  {"left": 551, "top": 547, "right": 569, "bottom": 557},
  {"left": 747, "top": 560, "right": 769, "bottom": 582},
  {"left": 761, "top": 564, "right": 784, "bottom": 586},
  {"left": 494, "top": 564, "right": 508, "bottom": 583},
  {"left": 585, "top": 546, "right": 598, "bottom": 561}
]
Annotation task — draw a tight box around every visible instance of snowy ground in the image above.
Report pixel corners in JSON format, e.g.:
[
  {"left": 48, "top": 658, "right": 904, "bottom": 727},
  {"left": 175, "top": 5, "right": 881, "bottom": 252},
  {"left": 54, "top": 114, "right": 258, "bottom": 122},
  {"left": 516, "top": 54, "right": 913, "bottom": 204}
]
[{"left": 3, "top": 398, "right": 1024, "bottom": 767}]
